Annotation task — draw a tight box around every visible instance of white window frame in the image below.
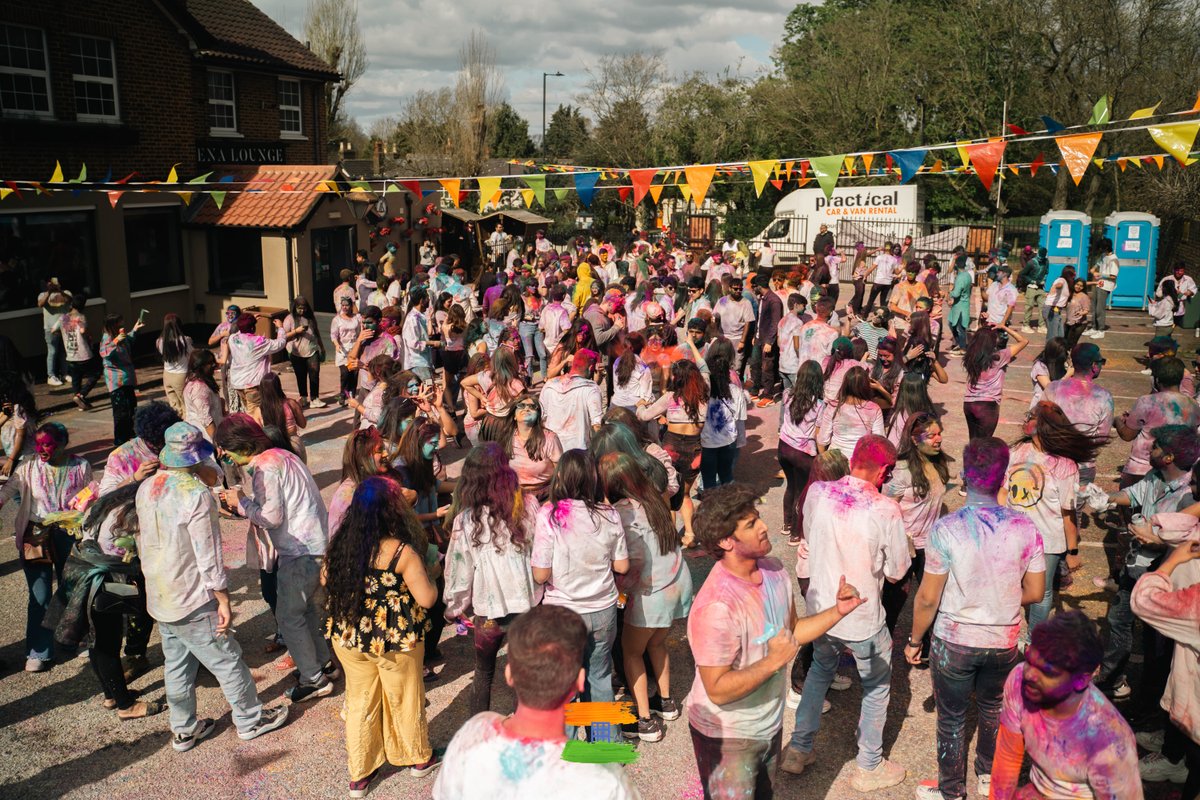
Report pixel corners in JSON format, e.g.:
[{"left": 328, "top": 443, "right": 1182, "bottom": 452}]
[
  {"left": 207, "top": 69, "right": 237, "bottom": 135},
  {"left": 278, "top": 77, "right": 303, "bottom": 138},
  {"left": 69, "top": 35, "right": 119, "bottom": 123},
  {"left": 0, "top": 23, "right": 54, "bottom": 119}
]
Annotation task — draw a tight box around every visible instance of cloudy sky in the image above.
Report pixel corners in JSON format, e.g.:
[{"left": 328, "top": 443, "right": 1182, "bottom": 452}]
[{"left": 256, "top": 0, "right": 796, "bottom": 135}]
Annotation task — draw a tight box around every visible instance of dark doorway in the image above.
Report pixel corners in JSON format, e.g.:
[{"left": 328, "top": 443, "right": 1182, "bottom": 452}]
[{"left": 311, "top": 226, "right": 356, "bottom": 313}]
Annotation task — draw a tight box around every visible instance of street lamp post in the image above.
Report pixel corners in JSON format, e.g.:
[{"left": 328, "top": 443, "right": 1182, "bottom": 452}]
[{"left": 542, "top": 71, "right": 565, "bottom": 150}]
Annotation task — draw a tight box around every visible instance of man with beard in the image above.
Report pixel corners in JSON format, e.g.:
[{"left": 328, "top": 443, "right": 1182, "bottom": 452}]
[{"left": 990, "top": 612, "right": 1140, "bottom": 799}]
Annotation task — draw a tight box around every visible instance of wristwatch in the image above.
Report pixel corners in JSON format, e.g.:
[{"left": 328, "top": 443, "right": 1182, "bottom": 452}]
[
  {"left": 1067, "top": 548, "right": 1080, "bottom": 556},
  {"left": 906, "top": 638, "right": 921, "bottom": 648}
]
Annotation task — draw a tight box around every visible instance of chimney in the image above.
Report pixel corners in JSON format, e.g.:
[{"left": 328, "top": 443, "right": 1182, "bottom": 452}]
[{"left": 372, "top": 139, "right": 381, "bottom": 176}]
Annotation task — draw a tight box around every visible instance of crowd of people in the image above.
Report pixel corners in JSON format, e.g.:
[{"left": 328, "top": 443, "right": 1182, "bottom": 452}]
[{"left": 4, "top": 227, "right": 1200, "bottom": 800}]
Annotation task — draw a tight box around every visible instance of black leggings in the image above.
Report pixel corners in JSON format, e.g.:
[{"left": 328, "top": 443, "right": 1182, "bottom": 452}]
[
  {"left": 778, "top": 441, "right": 814, "bottom": 533},
  {"left": 68, "top": 357, "right": 100, "bottom": 399},
  {"left": 290, "top": 354, "right": 320, "bottom": 400},
  {"left": 866, "top": 283, "right": 892, "bottom": 313},
  {"left": 110, "top": 385, "right": 136, "bottom": 446},
  {"left": 338, "top": 364, "right": 358, "bottom": 399},
  {"left": 90, "top": 611, "right": 137, "bottom": 710},
  {"left": 963, "top": 400, "right": 1000, "bottom": 440},
  {"left": 701, "top": 443, "right": 737, "bottom": 489}
]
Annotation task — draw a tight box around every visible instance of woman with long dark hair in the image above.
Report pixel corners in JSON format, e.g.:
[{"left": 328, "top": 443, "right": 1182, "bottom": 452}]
[
  {"left": 325, "top": 477, "right": 440, "bottom": 793},
  {"left": 517, "top": 279, "right": 547, "bottom": 380},
  {"left": 1007, "top": 401, "right": 1104, "bottom": 631},
  {"left": 962, "top": 324, "right": 1028, "bottom": 440},
  {"left": 600, "top": 452, "right": 692, "bottom": 742},
  {"left": 881, "top": 412, "right": 950, "bottom": 647},
  {"left": 499, "top": 391, "right": 563, "bottom": 497},
  {"left": 100, "top": 313, "right": 145, "bottom": 445},
  {"left": 393, "top": 420, "right": 455, "bottom": 530},
  {"left": 282, "top": 295, "right": 326, "bottom": 407},
  {"left": 899, "top": 310, "right": 948, "bottom": 385},
  {"left": 885, "top": 372, "right": 939, "bottom": 446},
  {"left": 817, "top": 366, "right": 885, "bottom": 458},
  {"left": 871, "top": 337, "right": 903, "bottom": 409},
  {"left": 444, "top": 443, "right": 540, "bottom": 715},
  {"left": 348, "top": 354, "right": 399, "bottom": 430},
  {"left": 1064, "top": 277, "right": 1092, "bottom": 351},
  {"left": 0, "top": 371, "right": 37, "bottom": 476},
  {"left": 701, "top": 339, "right": 748, "bottom": 489},
  {"left": 531, "top": 451, "right": 629, "bottom": 725},
  {"left": 327, "top": 427, "right": 415, "bottom": 534},
  {"left": 1028, "top": 336, "right": 1069, "bottom": 412},
  {"left": 822, "top": 336, "right": 865, "bottom": 404},
  {"left": 182, "top": 349, "right": 222, "bottom": 441},
  {"left": 156, "top": 313, "right": 193, "bottom": 416},
  {"left": 612, "top": 331, "right": 653, "bottom": 413},
  {"left": 545, "top": 317, "right": 597, "bottom": 380},
  {"left": 330, "top": 295, "right": 362, "bottom": 407},
  {"left": 779, "top": 360, "right": 825, "bottom": 542},
  {"left": 254, "top": 372, "right": 307, "bottom": 460},
  {"left": 461, "top": 346, "right": 525, "bottom": 441},
  {"left": 1042, "top": 265, "right": 1075, "bottom": 340},
  {"left": 440, "top": 301, "right": 468, "bottom": 411},
  {"left": 637, "top": 359, "right": 711, "bottom": 543},
  {"left": 460, "top": 353, "right": 489, "bottom": 446}
]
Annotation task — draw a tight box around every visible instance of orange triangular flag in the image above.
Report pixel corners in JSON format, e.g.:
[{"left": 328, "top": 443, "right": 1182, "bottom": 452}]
[
  {"left": 648, "top": 185, "right": 664, "bottom": 203},
  {"left": 1009, "top": 165, "right": 1019, "bottom": 175},
  {"left": 630, "top": 168, "right": 657, "bottom": 206},
  {"left": 1153, "top": 155, "right": 1165, "bottom": 169},
  {"left": 683, "top": 165, "right": 715, "bottom": 206},
  {"left": 1117, "top": 159, "right": 1127, "bottom": 172},
  {"left": 861, "top": 153, "right": 874, "bottom": 174},
  {"left": 1055, "top": 132, "right": 1103, "bottom": 185},
  {"left": 440, "top": 179, "right": 461, "bottom": 207},
  {"left": 931, "top": 159, "right": 944, "bottom": 173},
  {"left": 964, "top": 140, "right": 1006, "bottom": 191}
]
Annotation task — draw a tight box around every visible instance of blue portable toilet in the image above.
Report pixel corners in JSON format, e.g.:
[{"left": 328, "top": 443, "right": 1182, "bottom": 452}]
[
  {"left": 1040, "top": 210, "right": 1092, "bottom": 291},
  {"left": 1104, "top": 211, "right": 1160, "bottom": 309}
]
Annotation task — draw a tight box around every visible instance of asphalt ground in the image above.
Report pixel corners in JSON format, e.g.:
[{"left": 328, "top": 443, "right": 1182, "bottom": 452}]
[{"left": 0, "top": 301, "right": 1187, "bottom": 800}]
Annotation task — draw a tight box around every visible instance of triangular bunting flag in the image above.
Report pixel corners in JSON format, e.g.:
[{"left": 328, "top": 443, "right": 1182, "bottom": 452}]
[
  {"left": 1128, "top": 157, "right": 1142, "bottom": 169},
  {"left": 1148, "top": 120, "right": 1200, "bottom": 165},
  {"left": 107, "top": 191, "right": 123, "bottom": 208},
  {"left": 553, "top": 187, "right": 570, "bottom": 202},
  {"left": 70, "top": 164, "right": 87, "bottom": 183},
  {"left": 439, "top": 179, "right": 461, "bottom": 207},
  {"left": 384, "top": 183, "right": 400, "bottom": 194},
  {"left": 747, "top": 160, "right": 775, "bottom": 197},
  {"left": 476, "top": 177, "right": 502, "bottom": 211},
  {"left": 520, "top": 189, "right": 535, "bottom": 207},
  {"left": 808, "top": 154, "right": 844, "bottom": 200},
  {"left": 1191, "top": 91, "right": 1200, "bottom": 113},
  {"left": 1055, "top": 132, "right": 1103, "bottom": 185},
  {"left": 0, "top": 188, "right": 11, "bottom": 201},
  {"left": 931, "top": 159, "right": 944, "bottom": 173},
  {"left": 4, "top": 181, "right": 24, "bottom": 200},
  {"left": 683, "top": 165, "right": 716, "bottom": 206},
  {"left": 1130, "top": 102, "right": 1161, "bottom": 120},
  {"left": 1006, "top": 123, "right": 1029, "bottom": 136},
  {"left": 1009, "top": 165, "right": 1020, "bottom": 175},
  {"left": 521, "top": 174, "right": 546, "bottom": 206},
  {"left": 964, "top": 140, "right": 1006, "bottom": 191},
  {"left": 574, "top": 172, "right": 600, "bottom": 208},
  {"left": 50, "top": 161, "right": 63, "bottom": 183},
  {"left": 1093, "top": 158, "right": 1105, "bottom": 170},
  {"left": 399, "top": 180, "right": 422, "bottom": 196},
  {"left": 769, "top": 179, "right": 784, "bottom": 191},
  {"left": 630, "top": 168, "right": 657, "bottom": 205},
  {"left": 1041, "top": 116, "right": 1065, "bottom": 133},
  {"left": 1088, "top": 96, "right": 1111, "bottom": 126},
  {"left": 679, "top": 184, "right": 692, "bottom": 203},
  {"left": 648, "top": 185, "right": 664, "bottom": 203},
  {"left": 618, "top": 187, "right": 631, "bottom": 203},
  {"left": 861, "top": 153, "right": 874, "bottom": 174},
  {"left": 843, "top": 156, "right": 856, "bottom": 176},
  {"left": 888, "top": 148, "right": 927, "bottom": 183},
  {"left": 956, "top": 141, "right": 972, "bottom": 168},
  {"left": 1117, "top": 158, "right": 1127, "bottom": 172},
  {"left": 211, "top": 191, "right": 227, "bottom": 209},
  {"left": 166, "top": 164, "right": 180, "bottom": 183},
  {"left": 783, "top": 161, "right": 795, "bottom": 180},
  {"left": 1030, "top": 153, "right": 1045, "bottom": 177},
  {"left": 1152, "top": 155, "right": 1165, "bottom": 170}
]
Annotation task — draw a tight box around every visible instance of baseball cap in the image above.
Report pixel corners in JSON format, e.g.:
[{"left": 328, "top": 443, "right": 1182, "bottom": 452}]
[{"left": 159, "top": 422, "right": 215, "bottom": 468}]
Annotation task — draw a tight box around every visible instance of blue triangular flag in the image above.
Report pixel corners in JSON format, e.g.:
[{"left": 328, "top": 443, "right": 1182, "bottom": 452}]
[
  {"left": 888, "top": 148, "right": 927, "bottom": 183},
  {"left": 1041, "top": 116, "right": 1065, "bottom": 133},
  {"left": 574, "top": 171, "right": 600, "bottom": 208},
  {"left": 102, "top": 167, "right": 113, "bottom": 185},
  {"left": 1048, "top": 164, "right": 1060, "bottom": 175}
]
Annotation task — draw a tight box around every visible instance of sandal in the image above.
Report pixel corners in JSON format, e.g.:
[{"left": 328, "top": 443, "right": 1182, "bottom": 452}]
[{"left": 117, "top": 699, "right": 164, "bottom": 720}]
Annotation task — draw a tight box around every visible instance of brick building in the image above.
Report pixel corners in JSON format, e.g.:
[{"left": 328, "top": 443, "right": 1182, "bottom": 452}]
[{"left": 0, "top": 0, "right": 383, "bottom": 366}]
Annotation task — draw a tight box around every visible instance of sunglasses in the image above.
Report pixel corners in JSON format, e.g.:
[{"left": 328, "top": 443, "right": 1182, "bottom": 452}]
[{"left": 516, "top": 402, "right": 539, "bottom": 411}]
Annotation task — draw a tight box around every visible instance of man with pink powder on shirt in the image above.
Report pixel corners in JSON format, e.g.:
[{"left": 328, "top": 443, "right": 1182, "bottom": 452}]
[{"left": 685, "top": 482, "right": 867, "bottom": 800}]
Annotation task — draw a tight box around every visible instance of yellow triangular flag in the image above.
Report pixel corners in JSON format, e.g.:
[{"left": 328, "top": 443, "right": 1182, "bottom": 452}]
[
  {"left": 956, "top": 141, "right": 972, "bottom": 168},
  {"left": 477, "top": 177, "right": 502, "bottom": 211},
  {"left": 178, "top": 192, "right": 193, "bottom": 205},
  {"left": 1148, "top": 120, "right": 1200, "bottom": 165},
  {"left": 0, "top": 188, "right": 11, "bottom": 201},
  {"left": 1129, "top": 157, "right": 1142, "bottom": 169},
  {"left": 648, "top": 185, "right": 664, "bottom": 203},
  {"left": 843, "top": 155, "right": 856, "bottom": 176},
  {"left": 747, "top": 160, "right": 775, "bottom": 197},
  {"left": 520, "top": 188, "right": 535, "bottom": 207},
  {"left": 683, "top": 165, "right": 715, "bottom": 206},
  {"left": 679, "top": 184, "right": 692, "bottom": 203},
  {"left": 439, "top": 179, "right": 461, "bottom": 207},
  {"left": 50, "top": 161, "right": 63, "bottom": 183},
  {"left": 861, "top": 153, "right": 874, "bottom": 174},
  {"left": 1130, "top": 102, "right": 1161, "bottom": 120},
  {"left": 167, "top": 163, "right": 180, "bottom": 183}
]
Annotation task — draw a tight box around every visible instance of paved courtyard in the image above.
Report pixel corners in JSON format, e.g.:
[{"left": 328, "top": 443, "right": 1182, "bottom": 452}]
[{"left": 0, "top": 303, "right": 1185, "bottom": 799}]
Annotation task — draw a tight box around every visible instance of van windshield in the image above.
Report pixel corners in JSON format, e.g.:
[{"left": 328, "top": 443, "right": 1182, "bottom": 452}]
[{"left": 765, "top": 219, "right": 789, "bottom": 240}]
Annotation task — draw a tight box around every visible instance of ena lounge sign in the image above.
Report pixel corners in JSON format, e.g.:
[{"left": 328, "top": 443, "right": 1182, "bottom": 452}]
[{"left": 197, "top": 141, "right": 286, "bottom": 165}]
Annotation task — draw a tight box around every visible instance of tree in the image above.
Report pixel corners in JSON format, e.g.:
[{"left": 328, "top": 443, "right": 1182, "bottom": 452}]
[
  {"left": 451, "top": 30, "right": 504, "bottom": 176},
  {"left": 303, "top": 0, "right": 368, "bottom": 140},
  {"left": 543, "top": 105, "right": 590, "bottom": 159},
  {"left": 487, "top": 103, "right": 534, "bottom": 158}
]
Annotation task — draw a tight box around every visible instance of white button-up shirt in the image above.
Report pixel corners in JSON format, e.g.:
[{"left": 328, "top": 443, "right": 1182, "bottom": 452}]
[
  {"left": 238, "top": 448, "right": 329, "bottom": 560},
  {"left": 228, "top": 329, "right": 287, "bottom": 390}
]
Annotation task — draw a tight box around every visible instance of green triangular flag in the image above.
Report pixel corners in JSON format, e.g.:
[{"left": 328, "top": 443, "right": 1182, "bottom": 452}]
[
  {"left": 384, "top": 183, "right": 400, "bottom": 193},
  {"left": 809, "top": 154, "right": 845, "bottom": 200},
  {"left": 553, "top": 187, "right": 570, "bottom": 202},
  {"left": 211, "top": 191, "right": 227, "bottom": 209},
  {"left": 522, "top": 174, "right": 546, "bottom": 206},
  {"left": 1088, "top": 96, "right": 1111, "bottom": 126}
]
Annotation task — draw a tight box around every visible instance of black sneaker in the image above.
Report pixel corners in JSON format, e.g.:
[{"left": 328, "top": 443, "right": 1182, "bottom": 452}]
[
  {"left": 286, "top": 677, "right": 333, "bottom": 703},
  {"left": 634, "top": 716, "right": 665, "bottom": 742},
  {"left": 238, "top": 704, "right": 289, "bottom": 740},
  {"left": 649, "top": 695, "right": 680, "bottom": 721},
  {"left": 321, "top": 660, "right": 342, "bottom": 681},
  {"left": 172, "top": 718, "right": 215, "bottom": 752},
  {"left": 620, "top": 720, "right": 640, "bottom": 740}
]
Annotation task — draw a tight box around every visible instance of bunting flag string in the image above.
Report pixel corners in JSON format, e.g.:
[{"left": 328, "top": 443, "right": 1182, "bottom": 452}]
[
  {"left": 629, "top": 168, "right": 657, "bottom": 206},
  {"left": 521, "top": 174, "right": 546, "bottom": 206},
  {"left": 1055, "top": 132, "right": 1104, "bottom": 185},
  {"left": 683, "top": 165, "right": 715, "bottom": 206},
  {"left": 573, "top": 171, "right": 600, "bottom": 208},
  {"left": 964, "top": 140, "right": 1006, "bottom": 191}
]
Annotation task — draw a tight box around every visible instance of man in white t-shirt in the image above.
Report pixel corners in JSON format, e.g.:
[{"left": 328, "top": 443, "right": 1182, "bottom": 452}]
[
  {"left": 1160, "top": 261, "right": 1196, "bottom": 329},
  {"left": 538, "top": 349, "right": 603, "bottom": 451},
  {"left": 990, "top": 612, "right": 1141, "bottom": 800},
  {"left": 784, "top": 436, "right": 910, "bottom": 792},
  {"left": 1087, "top": 238, "right": 1119, "bottom": 338},
  {"left": 906, "top": 437, "right": 1046, "bottom": 800},
  {"left": 687, "top": 483, "right": 866, "bottom": 800},
  {"left": 432, "top": 605, "right": 640, "bottom": 800},
  {"left": 865, "top": 242, "right": 899, "bottom": 313},
  {"left": 985, "top": 266, "right": 1019, "bottom": 327}
]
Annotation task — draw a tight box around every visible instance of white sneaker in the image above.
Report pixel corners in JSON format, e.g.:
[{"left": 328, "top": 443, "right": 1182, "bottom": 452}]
[
  {"left": 1091, "top": 331, "right": 1106, "bottom": 339},
  {"left": 46, "top": 376, "right": 63, "bottom": 386},
  {"left": 830, "top": 673, "right": 852, "bottom": 691},
  {"left": 913, "top": 782, "right": 956, "bottom": 800},
  {"left": 786, "top": 688, "right": 831, "bottom": 713},
  {"left": 977, "top": 773, "right": 991, "bottom": 796},
  {"left": 1020, "top": 326, "right": 1034, "bottom": 334},
  {"left": 1135, "top": 729, "right": 1165, "bottom": 753},
  {"left": 24, "top": 657, "right": 50, "bottom": 673},
  {"left": 1139, "top": 368, "right": 1153, "bottom": 375},
  {"left": 1138, "top": 752, "right": 1187, "bottom": 783},
  {"left": 309, "top": 398, "right": 328, "bottom": 408}
]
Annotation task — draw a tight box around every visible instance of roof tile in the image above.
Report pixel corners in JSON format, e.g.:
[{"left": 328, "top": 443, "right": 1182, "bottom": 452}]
[{"left": 189, "top": 165, "right": 339, "bottom": 229}]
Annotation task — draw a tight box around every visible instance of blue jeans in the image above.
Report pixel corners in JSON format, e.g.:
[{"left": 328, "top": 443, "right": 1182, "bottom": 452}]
[
  {"left": 45, "top": 329, "right": 63, "bottom": 379},
  {"left": 930, "top": 637, "right": 1020, "bottom": 798},
  {"left": 160, "top": 600, "right": 262, "bottom": 735},
  {"left": 1026, "top": 552, "right": 1062, "bottom": 630},
  {"left": 1098, "top": 566, "right": 1144, "bottom": 686},
  {"left": 518, "top": 321, "right": 546, "bottom": 377},
  {"left": 22, "top": 526, "right": 76, "bottom": 661},
  {"left": 567, "top": 604, "right": 617, "bottom": 740},
  {"left": 1042, "top": 306, "right": 1064, "bottom": 340},
  {"left": 791, "top": 624, "right": 892, "bottom": 769},
  {"left": 276, "top": 556, "right": 331, "bottom": 685}
]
